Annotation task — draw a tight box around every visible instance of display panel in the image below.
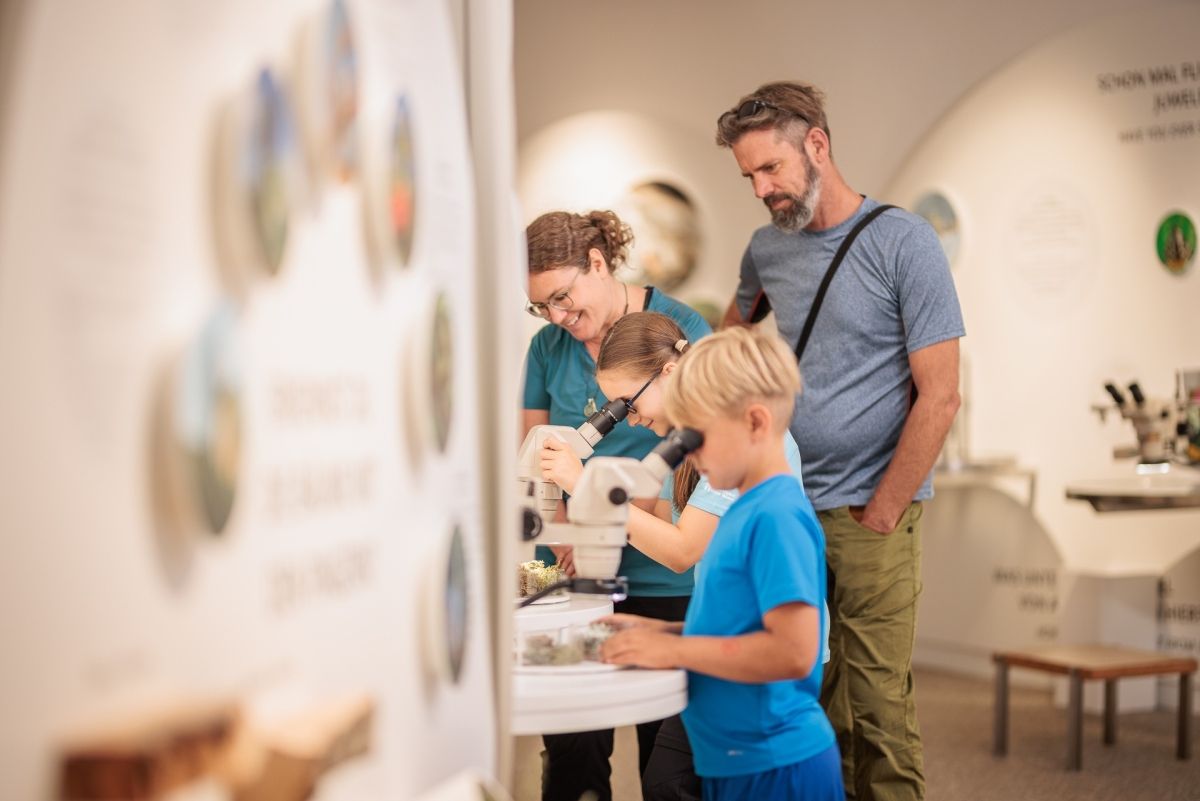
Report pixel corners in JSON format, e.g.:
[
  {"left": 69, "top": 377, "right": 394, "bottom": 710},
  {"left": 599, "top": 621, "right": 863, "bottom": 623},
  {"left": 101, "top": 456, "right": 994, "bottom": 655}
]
[{"left": 0, "top": 1, "right": 498, "bottom": 798}]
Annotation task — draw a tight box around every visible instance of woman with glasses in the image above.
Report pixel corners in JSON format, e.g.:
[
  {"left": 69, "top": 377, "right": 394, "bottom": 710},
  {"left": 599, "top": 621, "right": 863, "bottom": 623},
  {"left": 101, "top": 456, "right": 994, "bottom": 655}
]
[
  {"left": 539, "top": 311, "right": 809, "bottom": 801},
  {"left": 523, "top": 211, "right": 710, "bottom": 801}
]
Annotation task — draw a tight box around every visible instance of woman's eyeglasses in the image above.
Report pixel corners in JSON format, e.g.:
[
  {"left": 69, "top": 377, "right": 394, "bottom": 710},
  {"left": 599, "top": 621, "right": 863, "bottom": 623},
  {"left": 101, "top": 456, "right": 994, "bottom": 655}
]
[
  {"left": 526, "top": 270, "right": 583, "bottom": 319},
  {"left": 623, "top": 374, "right": 658, "bottom": 416}
]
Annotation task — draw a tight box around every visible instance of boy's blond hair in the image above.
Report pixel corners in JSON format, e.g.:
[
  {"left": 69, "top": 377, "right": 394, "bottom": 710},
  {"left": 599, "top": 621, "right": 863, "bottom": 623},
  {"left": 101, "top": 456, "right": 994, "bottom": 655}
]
[{"left": 664, "top": 327, "right": 801, "bottom": 432}]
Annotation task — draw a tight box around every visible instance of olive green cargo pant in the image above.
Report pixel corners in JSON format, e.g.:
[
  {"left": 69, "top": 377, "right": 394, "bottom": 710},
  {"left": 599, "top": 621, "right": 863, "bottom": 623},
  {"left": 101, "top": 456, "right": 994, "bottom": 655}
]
[{"left": 818, "top": 502, "right": 925, "bottom": 801}]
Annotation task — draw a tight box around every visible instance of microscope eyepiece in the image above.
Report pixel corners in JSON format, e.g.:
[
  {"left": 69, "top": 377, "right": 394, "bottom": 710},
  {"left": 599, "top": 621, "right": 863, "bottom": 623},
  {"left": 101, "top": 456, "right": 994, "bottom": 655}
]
[
  {"left": 1104, "top": 382, "right": 1126, "bottom": 406},
  {"left": 590, "top": 398, "right": 628, "bottom": 433},
  {"left": 1127, "top": 382, "right": 1146, "bottom": 407},
  {"left": 577, "top": 398, "right": 629, "bottom": 446},
  {"left": 651, "top": 427, "right": 704, "bottom": 469}
]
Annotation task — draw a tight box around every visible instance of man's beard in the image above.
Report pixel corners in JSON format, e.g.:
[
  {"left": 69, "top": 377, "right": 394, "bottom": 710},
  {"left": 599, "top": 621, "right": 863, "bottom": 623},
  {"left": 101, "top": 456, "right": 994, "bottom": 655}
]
[{"left": 764, "top": 153, "right": 822, "bottom": 233}]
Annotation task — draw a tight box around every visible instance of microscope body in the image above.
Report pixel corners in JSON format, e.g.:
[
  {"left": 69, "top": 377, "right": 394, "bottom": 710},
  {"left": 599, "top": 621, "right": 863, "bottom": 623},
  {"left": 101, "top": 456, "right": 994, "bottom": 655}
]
[
  {"left": 1094, "top": 377, "right": 1196, "bottom": 466},
  {"left": 536, "top": 455, "right": 671, "bottom": 580},
  {"left": 516, "top": 425, "right": 595, "bottom": 518},
  {"left": 517, "top": 418, "right": 702, "bottom": 596}
]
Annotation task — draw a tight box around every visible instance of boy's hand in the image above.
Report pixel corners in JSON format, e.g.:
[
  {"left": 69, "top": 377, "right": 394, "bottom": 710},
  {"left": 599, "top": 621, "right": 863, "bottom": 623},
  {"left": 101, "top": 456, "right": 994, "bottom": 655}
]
[
  {"left": 601, "top": 628, "right": 680, "bottom": 669},
  {"left": 597, "top": 613, "right": 672, "bottom": 632},
  {"left": 540, "top": 438, "right": 584, "bottom": 494}
]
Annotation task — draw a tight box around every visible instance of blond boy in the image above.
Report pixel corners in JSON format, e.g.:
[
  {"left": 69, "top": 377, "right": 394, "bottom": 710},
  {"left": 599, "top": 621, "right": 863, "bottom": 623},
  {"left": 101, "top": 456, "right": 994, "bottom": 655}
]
[{"left": 601, "top": 327, "right": 842, "bottom": 801}]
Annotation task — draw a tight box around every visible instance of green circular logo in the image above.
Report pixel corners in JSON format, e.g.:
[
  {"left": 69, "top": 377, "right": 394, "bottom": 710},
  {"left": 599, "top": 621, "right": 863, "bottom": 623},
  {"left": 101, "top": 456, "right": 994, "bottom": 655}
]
[{"left": 1156, "top": 212, "right": 1196, "bottom": 274}]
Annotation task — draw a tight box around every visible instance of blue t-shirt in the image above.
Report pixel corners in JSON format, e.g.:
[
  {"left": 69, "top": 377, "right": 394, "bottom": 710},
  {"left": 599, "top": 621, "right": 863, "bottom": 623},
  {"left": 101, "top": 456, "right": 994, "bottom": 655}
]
[
  {"left": 523, "top": 287, "right": 712, "bottom": 596},
  {"left": 735, "top": 197, "right": 965, "bottom": 511},
  {"left": 662, "top": 433, "right": 830, "bottom": 665},
  {"left": 682, "top": 475, "right": 834, "bottom": 778},
  {"left": 660, "top": 432, "right": 805, "bottom": 522}
]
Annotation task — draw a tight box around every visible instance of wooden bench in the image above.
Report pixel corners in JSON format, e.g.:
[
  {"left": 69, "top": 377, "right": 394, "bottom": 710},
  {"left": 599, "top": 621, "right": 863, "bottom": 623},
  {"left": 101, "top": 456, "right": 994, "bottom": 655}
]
[{"left": 993, "top": 644, "right": 1197, "bottom": 770}]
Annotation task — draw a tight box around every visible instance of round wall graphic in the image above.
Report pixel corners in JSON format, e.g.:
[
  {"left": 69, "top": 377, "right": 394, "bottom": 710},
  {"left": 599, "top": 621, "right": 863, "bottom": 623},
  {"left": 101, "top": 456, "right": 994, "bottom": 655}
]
[
  {"left": 422, "top": 524, "right": 469, "bottom": 685},
  {"left": 175, "top": 303, "right": 243, "bottom": 536},
  {"left": 247, "top": 68, "right": 300, "bottom": 275},
  {"left": 401, "top": 289, "right": 454, "bottom": 467},
  {"left": 429, "top": 293, "right": 453, "bottom": 452},
  {"left": 1156, "top": 211, "right": 1196, "bottom": 275},
  {"left": 213, "top": 66, "right": 306, "bottom": 286},
  {"left": 615, "top": 180, "right": 700, "bottom": 291},
  {"left": 361, "top": 91, "right": 419, "bottom": 276},
  {"left": 294, "top": 0, "right": 359, "bottom": 183},
  {"left": 913, "top": 190, "right": 961, "bottom": 268},
  {"left": 444, "top": 525, "right": 468, "bottom": 683},
  {"left": 390, "top": 95, "right": 417, "bottom": 268}
]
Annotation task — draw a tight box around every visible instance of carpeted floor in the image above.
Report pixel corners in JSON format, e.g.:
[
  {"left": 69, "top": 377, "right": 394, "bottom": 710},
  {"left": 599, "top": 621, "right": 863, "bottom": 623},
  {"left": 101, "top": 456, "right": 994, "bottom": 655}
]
[
  {"left": 919, "top": 667, "right": 1199, "bottom": 801},
  {"left": 512, "top": 667, "right": 1200, "bottom": 801}
]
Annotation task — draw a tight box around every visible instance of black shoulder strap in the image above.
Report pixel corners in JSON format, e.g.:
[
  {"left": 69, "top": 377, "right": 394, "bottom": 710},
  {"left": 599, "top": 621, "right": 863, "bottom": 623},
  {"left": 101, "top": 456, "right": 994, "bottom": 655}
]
[{"left": 791, "top": 203, "right": 895, "bottom": 361}]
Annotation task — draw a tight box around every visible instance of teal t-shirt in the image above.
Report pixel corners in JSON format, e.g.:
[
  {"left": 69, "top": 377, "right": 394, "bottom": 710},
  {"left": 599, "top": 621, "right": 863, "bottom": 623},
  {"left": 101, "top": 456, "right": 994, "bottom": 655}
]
[{"left": 523, "top": 287, "right": 711, "bottom": 596}]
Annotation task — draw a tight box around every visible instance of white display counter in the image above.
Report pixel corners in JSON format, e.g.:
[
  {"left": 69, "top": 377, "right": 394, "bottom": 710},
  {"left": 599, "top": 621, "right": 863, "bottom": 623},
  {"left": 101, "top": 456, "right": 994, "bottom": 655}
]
[
  {"left": 512, "top": 668, "right": 688, "bottom": 736},
  {"left": 513, "top": 594, "right": 613, "bottom": 633},
  {"left": 1065, "top": 467, "right": 1200, "bottom": 512},
  {"left": 511, "top": 594, "right": 688, "bottom": 736}
]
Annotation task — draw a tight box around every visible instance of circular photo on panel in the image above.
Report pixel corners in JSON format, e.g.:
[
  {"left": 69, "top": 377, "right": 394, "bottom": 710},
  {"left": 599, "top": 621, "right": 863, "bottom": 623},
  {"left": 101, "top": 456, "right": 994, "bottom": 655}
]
[
  {"left": 914, "top": 190, "right": 961, "bottom": 268},
  {"left": 324, "top": 0, "right": 358, "bottom": 180},
  {"left": 245, "top": 68, "right": 301, "bottom": 275},
  {"left": 444, "top": 525, "right": 468, "bottom": 683},
  {"left": 390, "top": 95, "right": 418, "bottom": 267},
  {"left": 615, "top": 181, "right": 700, "bottom": 290},
  {"left": 402, "top": 289, "right": 454, "bottom": 466},
  {"left": 1156, "top": 211, "right": 1196, "bottom": 274},
  {"left": 175, "top": 303, "right": 242, "bottom": 536},
  {"left": 295, "top": 0, "right": 359, "bottom": 182},
  {"left": 429, "top": 293, "right": 453, "bottom": 452},
  {"left": 422, "top": 523, "right": 469, "bottom": 685}
]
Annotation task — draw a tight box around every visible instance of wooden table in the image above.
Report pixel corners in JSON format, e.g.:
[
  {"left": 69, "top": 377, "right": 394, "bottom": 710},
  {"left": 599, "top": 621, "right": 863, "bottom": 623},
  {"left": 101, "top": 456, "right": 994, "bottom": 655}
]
[{"left": 993, "top": 644, "right": 1197, "bottom": 770}]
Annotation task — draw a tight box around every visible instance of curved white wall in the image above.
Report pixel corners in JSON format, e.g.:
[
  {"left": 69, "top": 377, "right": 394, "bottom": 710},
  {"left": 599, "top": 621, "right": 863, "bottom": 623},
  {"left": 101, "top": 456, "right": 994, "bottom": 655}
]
[{"left": 885, "top": 4, "right": 1200, "bottom": 575}]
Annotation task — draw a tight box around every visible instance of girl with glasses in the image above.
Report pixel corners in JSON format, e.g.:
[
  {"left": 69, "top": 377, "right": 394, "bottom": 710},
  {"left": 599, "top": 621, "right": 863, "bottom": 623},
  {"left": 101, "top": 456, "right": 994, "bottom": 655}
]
[
  {"left": 523, "top": 212, "right": 711, "bottom": 801},
  {"left": 599, "top": 326, "right": 842, "bottom": 801},
  {"left": 539, "top": 311, "right": 810, "bottom": 801}
]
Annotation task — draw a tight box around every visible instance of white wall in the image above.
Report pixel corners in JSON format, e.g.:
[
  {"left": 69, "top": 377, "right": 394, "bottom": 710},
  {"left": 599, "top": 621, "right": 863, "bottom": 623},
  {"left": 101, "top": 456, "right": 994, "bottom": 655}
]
[
  {"left": 514, "top": 0, "right": 1158, "bottom": 307},
  {"left": 884, "top": 4, "right": 1200, "bottom": 576}
]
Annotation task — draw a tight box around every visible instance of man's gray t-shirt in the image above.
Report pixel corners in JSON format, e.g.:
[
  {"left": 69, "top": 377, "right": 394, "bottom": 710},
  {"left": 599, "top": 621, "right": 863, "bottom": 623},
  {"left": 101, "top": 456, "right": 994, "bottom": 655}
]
[{"left": 736, "top": 197, "right": 965, "bottom": 512}]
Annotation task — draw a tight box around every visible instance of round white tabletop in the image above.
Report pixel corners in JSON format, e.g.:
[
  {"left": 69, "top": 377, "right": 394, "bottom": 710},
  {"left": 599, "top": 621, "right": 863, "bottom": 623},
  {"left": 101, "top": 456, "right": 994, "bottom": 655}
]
[
  {"left": 511, "top": 667, "right": 687, "bottom": 736},
  {"left": 513, "top": 594, "right": 612, "bottom": 633},
  {"left": 511, "top": 594, "right": 687, "bottom": 735}
]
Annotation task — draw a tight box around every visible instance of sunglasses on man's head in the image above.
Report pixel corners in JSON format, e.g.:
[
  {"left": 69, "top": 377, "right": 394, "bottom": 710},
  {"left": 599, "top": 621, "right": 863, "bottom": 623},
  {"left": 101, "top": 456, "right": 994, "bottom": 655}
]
[{"left": 721, "top": 98, "right": 811, "bottom": 127}]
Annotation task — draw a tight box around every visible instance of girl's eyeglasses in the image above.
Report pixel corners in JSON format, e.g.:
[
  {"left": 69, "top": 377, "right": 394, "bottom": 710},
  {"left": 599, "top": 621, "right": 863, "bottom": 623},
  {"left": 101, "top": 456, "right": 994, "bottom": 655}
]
[{"left": 623, "top": 373, "right": 657, "bottom": 416}]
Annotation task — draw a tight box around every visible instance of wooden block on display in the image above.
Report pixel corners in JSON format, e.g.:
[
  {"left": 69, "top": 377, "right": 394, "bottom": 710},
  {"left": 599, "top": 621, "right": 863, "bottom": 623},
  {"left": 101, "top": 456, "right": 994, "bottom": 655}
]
[
  {"left": 58, "top": 700, "right": 238, "bottom": 800},
  {"left": 229, "top": 694, "right": 374, "bottom": 801}
]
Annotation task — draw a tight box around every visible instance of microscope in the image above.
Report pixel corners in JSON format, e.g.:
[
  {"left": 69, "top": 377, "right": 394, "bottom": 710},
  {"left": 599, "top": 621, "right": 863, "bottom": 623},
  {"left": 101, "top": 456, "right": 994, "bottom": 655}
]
[
  {"left": 1092, "top": 372, "right": 1200, "bottom": 471},
  {"left": 517, "top": 399, "right": 629, "bottom": 535},
  {"left": 517, "top": 410, "right": 703, "bottom": 603}
]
